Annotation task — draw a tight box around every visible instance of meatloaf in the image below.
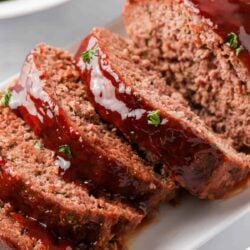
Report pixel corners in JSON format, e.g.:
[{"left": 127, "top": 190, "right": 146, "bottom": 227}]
[
  {"left": 0, "top": 201, "right": 72, "bottom": 250},
  {"left": 0, "top": 104, "right": 142, "bottom": 248},
  {"left": 9, "top": 44, "right": 176, "bottom": 209},
  {"left": 75, "top": 27, "right": 250, "bottom": 199},
  {"left": 123, "top": 0, "right": 250, "bottom": 152}
]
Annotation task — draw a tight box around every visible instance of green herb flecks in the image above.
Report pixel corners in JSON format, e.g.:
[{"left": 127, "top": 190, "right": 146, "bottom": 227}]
[
  {"left": 226, "top": 32, "right": 245, "bottom": 56},
  {"left": 81, "top": 47, "right": 98, "bottom": 63},
  {"left": 236, "top": 45, "right": 244, "bottom": 56},
  {"left": 34, "top": 141, "right": 44, "bottom": 150},
  {"left": 65, "top": 213, "right": 76, "bottom": 225},
  {"left": 147, "top": 110, "right": 161, "bottom": 127},
  {"left": 1, "top": 89, "right": 12, "bottom": 106},
  {"left": 226, "top": 32, "right": 238, "bottom": 49},
  {"left": 59, "top": 145, "right": 72, "bottom": 158},
  {"left": 211, "top": 143, "right": 218, "bottom": 150}
]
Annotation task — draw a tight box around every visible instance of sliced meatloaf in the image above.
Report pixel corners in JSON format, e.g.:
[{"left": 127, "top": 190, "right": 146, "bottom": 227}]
[
  {"left": 0, "top": 201, "right": 72, "bottom": 250},
  {"left": 123, "top": 0, "right": 250, "bottom": 152},
  {"left": 9, "top": 44, "right": 176, "bottom": 209},
  {"left": 0, "top": 105, "right": 142, "bottom": 248},
  {"left": 75, "top": 27, "right": 250, "bottom": 199}
]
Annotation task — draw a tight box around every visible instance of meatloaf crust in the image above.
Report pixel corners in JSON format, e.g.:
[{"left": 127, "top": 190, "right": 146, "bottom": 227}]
[
  {"left": 75, "top": 27, "right": 250, "bottom": 199},
  {"left": 0, "top": 104, "right": 142, "bottom": 248},
  {"left": 9, "top": 44, "right": 176, "bottom": 209},
  {"left": 123, "top": 0, "right": 250, "bottom": 152},
  {"left": 0, "top": 201, "right": 73, "bottom": 250}
]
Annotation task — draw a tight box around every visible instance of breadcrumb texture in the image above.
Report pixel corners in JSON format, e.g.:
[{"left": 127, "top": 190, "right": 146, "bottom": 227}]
[{"left": 124, "top": 0, "right": 250, "bottom": 152}]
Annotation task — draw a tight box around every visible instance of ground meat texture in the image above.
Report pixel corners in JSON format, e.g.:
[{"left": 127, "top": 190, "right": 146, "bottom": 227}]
[
  {"left": 0, "top": 105, "right": 142, "bottom": 249},
  {"left": 0, "top": 204, "right": 40, "bottom": 250},
  {"left": 75, "top": 27, "right": 250, "bottom": 200},
  {"left": 0, "top": 201, "right": 74, "bottom": 250},
  {"left": 123, "top": 0, "right": 250, "bottom": 152},
  {"left": 10, "top": 44, "right": 177, "bottom": 210}
]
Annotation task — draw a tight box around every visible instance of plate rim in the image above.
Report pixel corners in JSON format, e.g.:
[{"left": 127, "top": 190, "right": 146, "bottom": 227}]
[{"left": 0, "top": 0, "right": 71, "bottom": 19}]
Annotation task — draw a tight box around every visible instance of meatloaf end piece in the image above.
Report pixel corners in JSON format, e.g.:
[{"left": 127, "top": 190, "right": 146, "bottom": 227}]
[
  {"left": 0, "top": 201, "right": 73, "bottom": 250},
  {"left": 9, "top": 44, "right": 177, "bottom": 209},
  {"left": 0, "top": 105, "right": 142, "bottom": 248},
  {"left": 123, "top": 0, "right": 250, "bottom": 152},
  {"left": 0, "top": 203, "right": 43, "bottom": 250},
  {"left": 75, "top": 27, "right": 250, "bottom": 199}
]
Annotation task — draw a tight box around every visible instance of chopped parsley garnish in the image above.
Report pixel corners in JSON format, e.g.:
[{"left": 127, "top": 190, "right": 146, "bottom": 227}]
[
  {"left": 211, "top": 143, "right": 218, "bottom": 150},
  {"left": 1, "top": 89, "right": 12, "bottom": 106},
  {"left": 65, "top": 213, "right": 75, "bottom": 224},
  {"left": 226, "top": 32, "right": 245, "bottom": 56},
  {"left": 226, "top": 32, "right": 238, "bottom": 49},
  {"left": 81, "top": 47, "right": 98, "bottom": 63},
  {"left": 236, "top": 45, "right": 244, "bottom": 56},
  {"left": 59, "top": 145, "right": 72, "bottom": 158},
  {"left": 147, "top": 110, "right": 161, "bottom": 127},
  {"left": 34, "top": 141, "right": 44, "bottom": 150}
]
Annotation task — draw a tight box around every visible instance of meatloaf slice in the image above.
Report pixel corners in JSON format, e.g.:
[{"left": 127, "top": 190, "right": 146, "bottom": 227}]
[
  {"left": 0, "top": 201, "right": 73, "bottom": 250},
  {"left": 9, "top": 44, "right": 176, "bottom": 209},
  {"left": 123, "top": 0, "right": 250, "bottom": 152},
  {"left": 0, "top": 105, "right": 142, "bottom": 248},
  {"left": 75, "top": 27, "right": 250, "bottom": 199}
]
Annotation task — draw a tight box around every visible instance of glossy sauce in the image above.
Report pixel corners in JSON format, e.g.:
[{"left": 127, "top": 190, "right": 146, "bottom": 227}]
[
  {"left": 0, "top": 157, "right": 73, "bottom": 250},
  {"left": 9, "top": 51, "right": 160, "bottom": 206},
  {"left": 9, "top": 213, "right": 73, "bottom": 250},
  {"left": 0, "top": 159, "right": 104, "bottom": 248},
  {"left": 186, "top": 0, "right": 250, "bottom": 70},
  {"left": 75, "top": 34, "right": 250, "bottom": 198}
]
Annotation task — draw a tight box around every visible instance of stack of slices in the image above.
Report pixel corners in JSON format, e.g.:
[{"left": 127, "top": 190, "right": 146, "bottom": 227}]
[
  {"left": 1, "top": 0, "right": 249, "bottom": 249},
  {"left": 0, "top": 43, "right": 176, "bottom": 249}
]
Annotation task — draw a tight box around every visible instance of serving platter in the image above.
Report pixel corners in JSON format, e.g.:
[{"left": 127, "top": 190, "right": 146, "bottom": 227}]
[
  {"left": 1, "top": 17, "right": 250, "bottom": 250},
  {"left": 0, "top": 0, "right": 71, "bottom": 19}
]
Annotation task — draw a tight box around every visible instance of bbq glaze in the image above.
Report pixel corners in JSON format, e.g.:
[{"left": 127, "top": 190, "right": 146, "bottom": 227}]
[
  {"left": 0, "top": 158, "right": 75, "bottom": 249},
  {"left": 9, "top": 51, "right": 163, "bottom": 207},
  {"left": 8, "top": 212, "right": 73, "bottom": 250},
  {"left": 0, "top": 162, "right": 103, "bottom": 247},
  {"left": 75, "top": 34, "right": 249, "bottom": 199},
  {"left": 185, "top": 0, "right": 250, "bottom": 70}
]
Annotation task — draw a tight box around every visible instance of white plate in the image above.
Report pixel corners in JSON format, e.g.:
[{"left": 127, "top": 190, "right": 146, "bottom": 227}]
[
  {"left": 0, "top": 0, "right": 71, "bottom": 19},
  {"left": 1, "top": 17, "right": 250, "bottom": 250},
  {"left": 130, "top": 190, "right": 250, "bottom": 250}
]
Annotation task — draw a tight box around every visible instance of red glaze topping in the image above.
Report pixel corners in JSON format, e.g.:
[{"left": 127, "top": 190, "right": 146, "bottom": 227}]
[
  {"left": 10, "top": 51, "right": 160, "bottom": 206},
  {"left": 75, "top": 34, "right": 250, "bottom": 198},
  {"left": 0, "top": 162, "right": 101, "bottom": 247},
  {"left": 0, "top": 158, "right": 73, "bottom": 249},
  {"left": 0, "top": 157, "right": 5, "bottom": 167},
  {"left": 9, "top": 213, "right": 73, "bottom": 250},
  {"left": 186, "top": 0, "right": 250, "bottom": 70}
]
